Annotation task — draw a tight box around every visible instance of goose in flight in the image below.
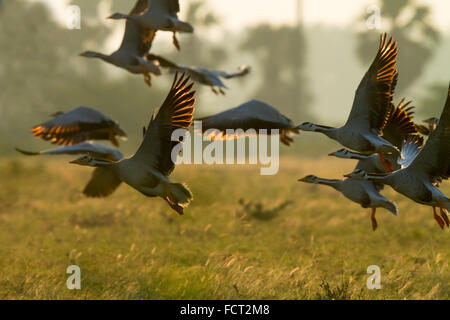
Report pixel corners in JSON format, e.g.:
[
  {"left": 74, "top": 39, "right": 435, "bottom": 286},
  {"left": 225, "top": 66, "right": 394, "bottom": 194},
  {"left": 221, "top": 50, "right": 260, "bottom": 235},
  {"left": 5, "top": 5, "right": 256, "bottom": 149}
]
[
  {"left": 70, "top": 73, "right": 196, "bottom": 215},
  {"left": 345, "top": 84, "right": 450, "bottom": 229},
  {"left": 299, "top": 34, "right": 399, "bottom": 171},
  {"left": 80, "top": 0, "right": 161, "bottom": 86},
  {"left": 15, "top": 142, "right": 123, "bottom": 162},
  {"left": 298, "top": 175, "right": 397, "bottom": 231},
  {"left": 415, "top": 117, "right": 439, "bottom": 135},
  {"left": 300, "top": 136, "right": 423, "bottom": 231},
  {"left": 31, "top": 106, "right": 127, "bottom": 147},
  {"left": 196, "top": 100, "right": 300, "bottom": 146},
  {"left": 329, "top": 99, "right": 420, "bottom": 172},
  {"left": 148, "top": 54, "right": 250, "bottom": 94},
  {"left": 109, "top": 0, "right": 193, "bottom": 51}
]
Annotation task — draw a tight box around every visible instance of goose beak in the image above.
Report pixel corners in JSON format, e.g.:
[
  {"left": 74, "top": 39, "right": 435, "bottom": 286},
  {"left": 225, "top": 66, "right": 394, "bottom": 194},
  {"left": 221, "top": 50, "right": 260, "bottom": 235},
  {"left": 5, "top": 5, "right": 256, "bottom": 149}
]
[
  {"left": 328, "top": 152, "right": 335, "bottom": 156},
  {"left": 343, "top": 173, "right": 351, "bottom": 178}
]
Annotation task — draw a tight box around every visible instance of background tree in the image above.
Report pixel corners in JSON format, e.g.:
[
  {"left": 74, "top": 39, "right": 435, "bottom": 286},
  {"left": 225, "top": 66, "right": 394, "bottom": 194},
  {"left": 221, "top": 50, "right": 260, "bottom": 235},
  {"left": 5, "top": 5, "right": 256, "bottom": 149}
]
[
  {"left": 239, "top": 24, "right": 312, "bottom": 121},
  {"left": 355, "top": 0, "right": 441, "bottom": 93}
]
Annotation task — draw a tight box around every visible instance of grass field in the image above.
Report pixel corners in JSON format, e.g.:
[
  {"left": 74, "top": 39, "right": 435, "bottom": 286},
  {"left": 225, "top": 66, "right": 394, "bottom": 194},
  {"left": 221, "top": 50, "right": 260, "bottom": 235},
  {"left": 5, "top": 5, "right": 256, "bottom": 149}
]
[{"left": 0, "top": 155, "right": 449, "bottom": 299}]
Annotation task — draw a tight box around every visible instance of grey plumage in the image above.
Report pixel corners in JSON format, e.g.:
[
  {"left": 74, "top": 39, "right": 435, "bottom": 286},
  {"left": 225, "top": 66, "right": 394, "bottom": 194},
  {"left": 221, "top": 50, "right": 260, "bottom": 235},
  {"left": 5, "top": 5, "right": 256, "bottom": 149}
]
[
  {"left": 31, "top": 106, "right": 127, "bottom": 147},
  {"left": 15, "top": 142, "right": 123, "bottom": 162},
  {"left": 108, "top": 0, "right": 193, "bottom": 51},
  {"left": 196, "top": 100, "right": 299, "bottom": 146},
  {"left": 70, "top": 73, "right": 196, "bottom": 215},
  {"left": 80, "top": 0, "right": 161, "bottom": 85},
  {"left": 346, "top": 84, "right": 450, "bottom": 229},
  {"left": 299, "top": 34, "right": 400, "bottom": 171},
  {"left": 148, "top": 54, "right": 250, "bottom": 94}
]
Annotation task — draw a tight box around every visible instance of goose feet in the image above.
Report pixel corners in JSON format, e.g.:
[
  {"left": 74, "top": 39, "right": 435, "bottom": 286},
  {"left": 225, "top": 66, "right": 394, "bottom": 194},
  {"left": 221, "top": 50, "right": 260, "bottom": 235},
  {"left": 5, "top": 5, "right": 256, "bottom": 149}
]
[
  {"left": 433, "top": 207, "right": 446, "bottom": 229},
  {"left": 142, "top": 64, "right": 151, "bottom": 86},
  {"left": 164, "top": 181, "right": 184, "bottom": 215},
  {"left": 172, "top": 31, "right": 180, "bottom": 51},
  {"left": 370, "top": 207, "right": 378, "bottom": 231},
  {"left": 436, "top": 201, "right": 450, "bottom": 228},
  {"left": 378, "top": 151, "right": 393, "bottom": 172}
]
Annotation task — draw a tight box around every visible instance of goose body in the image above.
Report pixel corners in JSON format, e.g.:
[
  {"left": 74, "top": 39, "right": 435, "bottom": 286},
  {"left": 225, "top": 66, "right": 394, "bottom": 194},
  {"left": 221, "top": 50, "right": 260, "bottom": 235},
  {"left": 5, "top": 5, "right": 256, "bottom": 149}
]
[
  {"left": 109, "top": 0, "right": 193, "bottom": 50},
  {"left": 329, "top": 101, "right": 422, "bottom": 172},
  {"left": 70, "top": 73, "right": 196, "bottom": 215},
  {"left": 299, "top": 34, "right": 400, "bottom": 170},
  {"left": 31, "top": 106, "right": 127, "bottom": 147},
  {"left": 81, "top": 0, "right": 161, "bottom": 85},
  {"left": 346, "top": 85, "right": 450, "bottom": 229},
  {"left": 15, "top": 142, "right": 123, "bottom": 162},
  {"left": 196, "top": 99, "right": 299, "bottom": 145},
  {"left": 298, "top": 175, "right": 397, "bottom": 230},
  {"left": 148, "top": 54, "right": 250, "bottom": 94}
]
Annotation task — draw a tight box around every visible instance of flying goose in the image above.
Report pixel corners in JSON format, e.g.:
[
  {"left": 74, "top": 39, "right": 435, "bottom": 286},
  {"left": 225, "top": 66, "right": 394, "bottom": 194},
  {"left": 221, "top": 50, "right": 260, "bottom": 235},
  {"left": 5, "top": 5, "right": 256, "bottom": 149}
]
[
  {"left": 196, "top": 99, "right": 300, "bottom": 146},
  {"left": 70, "top": 73, "right": 195, "bottom": 215},
  {"left": 313, "top": 135, "right": 423, "bottom": 230},
  {"left": 298, "top": 175, "right": 397, "bottom": 231},
  {"left": 31, "top": 106, "right": 127, "bottom": 147},
  {"left": 147, "top": 54, "right": 250, "bottom": 94},
  {"left": 15, "top": 142, "right": 123, "bottom": 162},
  {"left": 330, "top": 135, "right": 424, "bottom": 174},
  {"left": 108, "top": 0, "right": 193, "bottom": 51},
  {"left": 329, "top": 99, "right": 420, "bottom": 172},
  {"left": 80, "top": 0, "right": 161, "bottom": 86},
  {"left": 415, "top": 117, "right": 439, "bottom": 135},
  {"left": 299, "top": 34, "right": 399, "bottom": 171},
  {"left": 345, "top": 85, "right": 450, "bottom": 229}
]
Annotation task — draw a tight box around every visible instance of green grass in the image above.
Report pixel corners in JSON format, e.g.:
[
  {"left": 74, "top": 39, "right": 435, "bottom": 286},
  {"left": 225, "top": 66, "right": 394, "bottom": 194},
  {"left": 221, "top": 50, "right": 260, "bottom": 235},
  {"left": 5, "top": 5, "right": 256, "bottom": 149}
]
[{"left": 0, "top": 156, "right": 448, "bottom": 299}]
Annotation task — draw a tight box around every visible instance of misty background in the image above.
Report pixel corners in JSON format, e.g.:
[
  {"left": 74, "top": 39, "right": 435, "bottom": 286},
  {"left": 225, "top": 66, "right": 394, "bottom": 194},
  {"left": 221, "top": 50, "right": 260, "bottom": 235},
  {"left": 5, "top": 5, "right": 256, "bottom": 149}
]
[{"left": 0, "top": 0, "right": 449, "bottom": 156}]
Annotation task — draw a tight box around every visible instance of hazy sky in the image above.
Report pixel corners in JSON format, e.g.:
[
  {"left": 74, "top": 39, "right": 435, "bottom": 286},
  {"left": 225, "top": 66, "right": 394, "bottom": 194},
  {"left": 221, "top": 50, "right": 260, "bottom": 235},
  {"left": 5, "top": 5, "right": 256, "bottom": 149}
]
[{"left": 32, "top": 0, "right": 450, "bottom": 31}]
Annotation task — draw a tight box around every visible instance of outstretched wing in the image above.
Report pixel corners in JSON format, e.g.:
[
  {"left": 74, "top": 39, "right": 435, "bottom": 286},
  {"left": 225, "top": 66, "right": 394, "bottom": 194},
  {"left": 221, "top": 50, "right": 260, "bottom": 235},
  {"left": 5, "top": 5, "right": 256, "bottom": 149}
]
[
  {"left": 398, "top": 135, "right": 424, "bottom": 169},
  {"left": 16, "top": 142, "right": 123, "bottom": 162},
  {"left": 382, "top": 99, "right": 417, "bottom": 148},
  {"left": 197, "top": 100, "right": 297, "bottom": 141},
  {"left": 118, "top": 0, "right": 156, "bottom": 55},
  {"left": 31, "top": 106, "right": 125, "bottom": 146},
  {"left": 345, "top": 33, "right": 398, "bottom": 132},
  {"left": 83, "top": 167, "right": 122, "bottom": 198},
  {"left": 406, "top": 85, "right": 450, "bottom": 181},
  {"left": 132, "top": 73, "right": 196, "bottom": 176},
  {"left": 219, "top": 65, "right": 251, "bottom": 79}
]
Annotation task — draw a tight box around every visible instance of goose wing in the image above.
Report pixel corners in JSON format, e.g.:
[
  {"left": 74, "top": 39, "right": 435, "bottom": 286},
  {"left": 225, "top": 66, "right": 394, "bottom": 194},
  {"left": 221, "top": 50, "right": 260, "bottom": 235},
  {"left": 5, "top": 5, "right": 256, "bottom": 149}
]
[
  {"left": 132, "top": 73, "right": 195, "bottom": 176},
  {"left": 147, "top": 54, "right": 249, "bottom": 88},
  {"left": 345, "top": 34, "right": 398, "bottom": 132},
  {"left": 83, "top": 167, "right": 122, "bottom": 198},
  {"left": 15, "top": 142, "right": 124, "bottom": 162},
  {"left": 31, "top": 106, "right": 126, "bottom": 146},
  {"left": 406, "top": 85, "right": 450, "bottom": 181},
  {"left": 397, "top": 135, "right": 424, "bottom": 169},
  {"left": 197, "top": 100, "right": 297, "bottom": 138},
  {"left": 148, "top": 0, "right": 179, "bottom": 15},
  {"left": 118, "top": 0, "right": 156, "bottom": 55},
  {"left": 382, "top": 99, "right": 417, "bottom": 148}
]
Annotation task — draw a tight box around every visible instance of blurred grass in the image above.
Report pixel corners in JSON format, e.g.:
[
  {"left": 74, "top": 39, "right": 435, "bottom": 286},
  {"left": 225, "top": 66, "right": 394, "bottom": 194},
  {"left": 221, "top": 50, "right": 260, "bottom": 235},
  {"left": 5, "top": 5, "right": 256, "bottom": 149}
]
[{"left": 0, "top": 155, "right": 449, "bottom": 300}]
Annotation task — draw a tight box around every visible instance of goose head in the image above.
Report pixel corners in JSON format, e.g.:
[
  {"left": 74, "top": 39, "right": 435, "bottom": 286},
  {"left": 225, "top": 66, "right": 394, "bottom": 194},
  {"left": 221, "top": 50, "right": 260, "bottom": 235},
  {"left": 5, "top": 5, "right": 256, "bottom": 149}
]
[
  {"left": 107, "top": 13, "right": 129, "bottom": 20},
  {"left": 328, "top": 148, "right": 352, "bottom": 159},
  {"left": 344, "top": 169, "right": 369, "bottom": 180},
  {"left": 298, "top": 174, "right": 319, "bottom": 184},
  {"left": 79, "top": 51, "right": 101, "bottom": 58},
  {"left": 70, "top": 155, "right": 96, "bottom": 167},
  {"left": 299, "top": 122, "right": 318, "bottom": 132}
]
